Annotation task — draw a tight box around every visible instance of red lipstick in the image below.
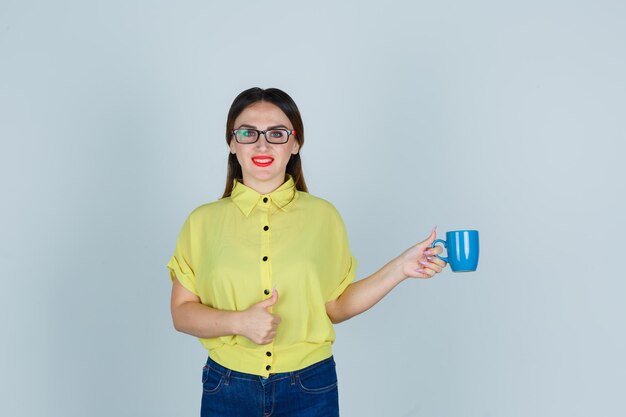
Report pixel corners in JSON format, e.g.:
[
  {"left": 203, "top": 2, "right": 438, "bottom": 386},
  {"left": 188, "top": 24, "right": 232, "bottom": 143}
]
[{"left": 252, "top": 156, "right": 274, "bottom": 167}]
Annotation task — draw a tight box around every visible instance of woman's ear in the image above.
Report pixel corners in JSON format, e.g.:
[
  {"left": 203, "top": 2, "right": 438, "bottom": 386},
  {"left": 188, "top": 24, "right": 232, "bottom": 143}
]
[{"left": 229, "top": 140, "right": 236, "bottom": 154}]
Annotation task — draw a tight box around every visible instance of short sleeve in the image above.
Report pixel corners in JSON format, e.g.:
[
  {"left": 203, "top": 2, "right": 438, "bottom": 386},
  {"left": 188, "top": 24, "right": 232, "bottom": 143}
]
[
  {"left": 166, "top": 216, "right": 199, "bottom": 295},
  {"left": 326, "top": 255, "right": 357, "bottom": 302},
  {"left": 325, "top": 206, "right": 357, "bottom": 302}
]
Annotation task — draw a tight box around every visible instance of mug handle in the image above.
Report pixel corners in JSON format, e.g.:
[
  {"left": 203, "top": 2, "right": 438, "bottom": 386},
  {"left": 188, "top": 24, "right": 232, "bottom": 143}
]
[{"left": 431, "top": 239, "right": 449, "bottom": 262}]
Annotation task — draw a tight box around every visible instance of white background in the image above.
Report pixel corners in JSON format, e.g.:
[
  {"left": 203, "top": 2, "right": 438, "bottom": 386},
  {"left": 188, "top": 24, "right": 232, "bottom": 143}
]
[{"left": 1, "top": 0, "right": 625, "bottom": 416}]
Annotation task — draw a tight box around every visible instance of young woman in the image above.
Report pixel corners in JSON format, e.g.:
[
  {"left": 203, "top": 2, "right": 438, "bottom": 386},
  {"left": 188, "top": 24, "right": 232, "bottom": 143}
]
[{"left": 167, "top": 87, "right": 447, "bottom": 417}]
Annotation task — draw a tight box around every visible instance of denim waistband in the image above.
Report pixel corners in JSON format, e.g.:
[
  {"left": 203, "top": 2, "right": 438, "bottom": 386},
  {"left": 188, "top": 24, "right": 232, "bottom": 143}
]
[{"left": 206, "top": 355, "right": 335, "bottom": 383}]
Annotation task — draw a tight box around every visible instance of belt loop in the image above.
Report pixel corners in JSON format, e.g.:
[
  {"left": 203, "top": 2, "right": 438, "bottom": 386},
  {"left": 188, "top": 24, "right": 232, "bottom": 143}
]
[
  {"left": 225, "top": 369, "right": 232, "bottom": 386},
  {"left": 290, "top": 371, "right": 296, "bottom": 385}
]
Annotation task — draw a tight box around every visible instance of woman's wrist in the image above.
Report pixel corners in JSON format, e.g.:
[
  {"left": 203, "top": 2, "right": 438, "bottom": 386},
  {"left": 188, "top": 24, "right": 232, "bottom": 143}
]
[
  {"left": 228, "top": 310, "right": 245, "bottom": 336},
  {"left": 387, "top": 257, "right": 409, "bottom": 283}
]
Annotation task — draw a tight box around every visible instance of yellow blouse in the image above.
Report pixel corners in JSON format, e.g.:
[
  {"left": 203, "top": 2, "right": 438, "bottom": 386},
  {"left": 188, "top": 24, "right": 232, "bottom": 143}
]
[{"left": 167, "top": 176, "right": 356, "bottom": 377}]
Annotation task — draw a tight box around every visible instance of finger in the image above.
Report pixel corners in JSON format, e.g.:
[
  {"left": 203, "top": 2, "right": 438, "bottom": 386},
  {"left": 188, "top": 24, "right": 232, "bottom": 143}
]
[
  {"left": 429, "top": 256, "right": 447, "bottom": 268},
  {"left": 418, "top": 267, "right": 436, "bottom": 278},
  {"left": 419, "top": 259, "right": 443, "bottom": 273},
  {"left": 259, "top": 329, "right": 276, "bottom": 344},
  {"left": 425, "top": 256, "right": 447, "bottom": 268},
  {"left": 425, "top": 246, "right": 443, "bottom": 256},
  {"left": 422, "top": 225, "right": 437, "bottom": 245},
  {"left": 258, "top": 288, "right": 279, "bottom": 308},
  {"left": 410, "top": 268, "right": 432, "bottom": 279}
]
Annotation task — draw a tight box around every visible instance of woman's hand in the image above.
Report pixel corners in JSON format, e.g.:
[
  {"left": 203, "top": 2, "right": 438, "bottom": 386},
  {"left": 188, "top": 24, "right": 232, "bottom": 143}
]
[
  {"left": 237, "top": 289, "right": 281, "bottom": 345},
  {"left": 399, "top": 227, "right": 447, "bottom": 279}
]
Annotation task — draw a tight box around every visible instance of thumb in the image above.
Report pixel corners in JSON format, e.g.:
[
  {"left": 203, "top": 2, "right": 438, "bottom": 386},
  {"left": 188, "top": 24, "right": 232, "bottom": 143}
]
[
  {"left": 422, "top": 225, "right": 437, "bottom": 245},
  {"left": 258, "top": 288, "right": 279, "bottom": 309}
]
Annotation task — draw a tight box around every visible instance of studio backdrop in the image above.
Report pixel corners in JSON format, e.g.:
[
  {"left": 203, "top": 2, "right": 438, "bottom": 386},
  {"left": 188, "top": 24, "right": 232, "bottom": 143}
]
[{"left": 1, "top": 1, "right": 624, "bottom": 416}]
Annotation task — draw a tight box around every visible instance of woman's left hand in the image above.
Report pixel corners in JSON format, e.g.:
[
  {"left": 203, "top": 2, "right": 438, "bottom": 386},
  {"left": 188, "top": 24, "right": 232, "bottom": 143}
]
[{"left": 399, "top": 227, "right": 447, "bottom": 279}]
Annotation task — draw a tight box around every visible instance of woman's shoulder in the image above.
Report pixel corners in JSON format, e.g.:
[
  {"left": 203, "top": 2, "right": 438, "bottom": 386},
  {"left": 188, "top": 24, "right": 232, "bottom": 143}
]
[
  {"left": 296, "top": 191, "right": 343, "bottom": 218},
  {"left": 184, "top": 197, "right": 232, "bottom": 222}
]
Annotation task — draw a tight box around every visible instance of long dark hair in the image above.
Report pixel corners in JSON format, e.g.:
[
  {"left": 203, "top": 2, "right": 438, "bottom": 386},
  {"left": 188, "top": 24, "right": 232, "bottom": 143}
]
[{"left": 222, "top": 87, "right": 308, "bottom": 198}]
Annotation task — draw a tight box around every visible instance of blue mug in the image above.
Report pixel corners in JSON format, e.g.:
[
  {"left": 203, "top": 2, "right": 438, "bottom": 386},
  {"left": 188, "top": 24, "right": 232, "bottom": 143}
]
[{"left": 431, "top": 230, "right": 480, "bottom": 272}]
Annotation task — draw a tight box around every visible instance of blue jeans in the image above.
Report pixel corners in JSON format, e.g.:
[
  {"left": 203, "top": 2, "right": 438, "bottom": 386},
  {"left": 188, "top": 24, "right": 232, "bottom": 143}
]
[{"left": 200, "top": 355, "right": 340, "bottom": 417}]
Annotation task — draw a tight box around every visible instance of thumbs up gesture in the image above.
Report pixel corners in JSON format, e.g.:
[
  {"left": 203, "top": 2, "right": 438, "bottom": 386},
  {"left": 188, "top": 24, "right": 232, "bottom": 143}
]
[{"left": 238, "top": 289, "right": 281, "bottom": 345}]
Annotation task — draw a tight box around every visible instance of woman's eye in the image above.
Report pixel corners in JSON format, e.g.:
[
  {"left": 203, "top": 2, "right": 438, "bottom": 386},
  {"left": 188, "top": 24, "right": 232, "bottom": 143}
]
[{"left": 269, "top": 130, "right": 285, "bottom": 138}]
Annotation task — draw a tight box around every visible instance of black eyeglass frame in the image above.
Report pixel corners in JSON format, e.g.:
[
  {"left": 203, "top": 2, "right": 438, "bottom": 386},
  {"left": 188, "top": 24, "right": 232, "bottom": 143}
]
[{"left": 231, "top": 128, "right": 297, "bottom": 144}]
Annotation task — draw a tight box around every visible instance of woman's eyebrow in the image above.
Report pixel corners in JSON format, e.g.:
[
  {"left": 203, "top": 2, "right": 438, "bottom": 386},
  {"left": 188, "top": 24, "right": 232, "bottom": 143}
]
[{"left": 237, "top": 124, "right": 290, "bottom": 130}]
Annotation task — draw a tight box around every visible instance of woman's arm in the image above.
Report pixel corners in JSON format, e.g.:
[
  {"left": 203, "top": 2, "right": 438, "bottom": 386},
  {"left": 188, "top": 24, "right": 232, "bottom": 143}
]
[
  {"left": 171, "top": 277, "right": 281, "bottom": 345},
  {"left": 325, "top": 228, "right": 446, "bottom": 324}
]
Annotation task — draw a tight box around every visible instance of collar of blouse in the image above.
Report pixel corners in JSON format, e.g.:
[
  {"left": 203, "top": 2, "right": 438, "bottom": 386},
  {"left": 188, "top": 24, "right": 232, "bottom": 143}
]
[{"left": 230, "top": 175, "right": 298, "bottom": 216}]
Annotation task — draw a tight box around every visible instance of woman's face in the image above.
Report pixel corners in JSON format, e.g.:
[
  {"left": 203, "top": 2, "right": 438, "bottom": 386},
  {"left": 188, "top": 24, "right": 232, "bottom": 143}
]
[{"left": 230, "top": 101, "right": 300, "bottom": 194}]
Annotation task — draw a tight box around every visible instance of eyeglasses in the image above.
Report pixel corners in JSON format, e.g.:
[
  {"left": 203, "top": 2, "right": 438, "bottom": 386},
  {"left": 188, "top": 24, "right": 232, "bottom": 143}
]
[{"left": 232, "top": 128, "right": 296, "bottom": 144}]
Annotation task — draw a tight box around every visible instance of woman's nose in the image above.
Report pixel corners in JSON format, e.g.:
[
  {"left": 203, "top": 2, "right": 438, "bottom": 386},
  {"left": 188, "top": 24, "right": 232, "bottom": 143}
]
[{"left": 254, "top": 135, "right": 271, "bottom": 150}]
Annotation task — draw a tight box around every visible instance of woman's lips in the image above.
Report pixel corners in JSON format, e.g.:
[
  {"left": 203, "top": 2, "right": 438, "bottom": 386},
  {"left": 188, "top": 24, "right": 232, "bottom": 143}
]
[{"left": 252, "top": 156, "right": 274, "bottom": 167}]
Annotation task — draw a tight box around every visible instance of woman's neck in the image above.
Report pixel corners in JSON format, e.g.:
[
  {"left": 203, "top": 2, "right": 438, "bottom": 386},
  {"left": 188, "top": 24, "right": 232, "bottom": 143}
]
[{"left": 241, "top": 175, "right": 286, "bottom": 195}]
